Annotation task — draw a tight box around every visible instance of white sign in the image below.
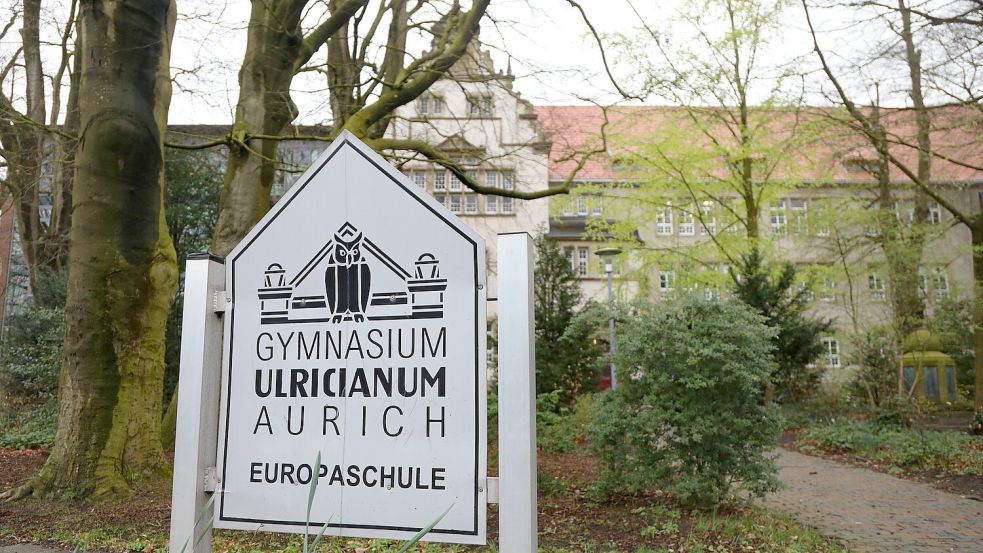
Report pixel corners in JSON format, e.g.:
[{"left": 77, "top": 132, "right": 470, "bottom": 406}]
[{"left": 214, "top": 132, "right": 487, "bottom": 544}]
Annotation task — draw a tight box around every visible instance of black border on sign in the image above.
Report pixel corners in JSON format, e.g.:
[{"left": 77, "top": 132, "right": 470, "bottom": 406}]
[{"left": 218, "top": 140, "right": 482, "bottom": 537}]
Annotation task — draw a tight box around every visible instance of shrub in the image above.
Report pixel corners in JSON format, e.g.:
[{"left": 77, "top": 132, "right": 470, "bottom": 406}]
[
  {"left": 534, "top": 235, "right": 606, "bottom": 403},
  {"left": 799, "top": 421, "right": 983, "bottom": 474},
  {"left": 729, "top": 249, "right": 832, "bottom": 403},
  {"left": 0, "top": 304, "right": 64, "bottom": 398},
  {"left": 589, "top": 296, "right": 781, "bottom": 506},
  {"left": 0, "top": 402, "right": 56, "bottom": 449}
]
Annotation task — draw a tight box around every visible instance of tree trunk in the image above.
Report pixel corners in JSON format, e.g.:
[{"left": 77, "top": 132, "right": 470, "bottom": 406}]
[
  {"left": 211, "top": 2, "right": 304, "bottom": 256},
  {"left": 6, "top": 0, "right": 178, "bottom": 499},
  {"left": 973, "top": 221, "right": 983, "bottom": 410},
  {"left": 872, "top": 106, "right": 925, "bottom": 336}
]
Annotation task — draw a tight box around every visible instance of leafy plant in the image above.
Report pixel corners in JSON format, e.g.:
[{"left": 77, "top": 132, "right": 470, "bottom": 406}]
[
  {"left": 0, "top": 270, "right": 67, "bottom": 399},
  {"left": 534, "top": 234, "right": 606, "bottom": 403},
  {"left": 589, "top": 296, "right": 781, "bottom": 506},
  {"left": 799, "top": 421, "right": 983, "bottom": 474},
  {"left": 0, "top": 402, "right": 56, "bottom": 449},
  {"left": 730, "top": 249, "right": 832, "bottom": 403}
]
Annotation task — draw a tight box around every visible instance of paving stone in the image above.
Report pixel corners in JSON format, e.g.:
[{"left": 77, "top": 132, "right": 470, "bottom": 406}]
[{"left": 763, "top": 448, "right": 983, "bottom": 553}]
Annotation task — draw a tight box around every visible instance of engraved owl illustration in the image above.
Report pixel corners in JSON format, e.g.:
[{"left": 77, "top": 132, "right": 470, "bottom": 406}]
[{"left": 324, "top": 223, "right": 372, "bottom": 323}]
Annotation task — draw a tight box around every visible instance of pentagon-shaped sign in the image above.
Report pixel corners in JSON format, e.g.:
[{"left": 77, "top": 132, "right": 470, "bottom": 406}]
[{"left": 214, "top": 131, "right": 487, "bottom": 544}]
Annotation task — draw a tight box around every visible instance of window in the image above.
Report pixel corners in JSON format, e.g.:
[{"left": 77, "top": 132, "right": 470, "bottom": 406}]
[
  {"left": 501, "top": 172, "right": 514, "bottom": 214},
  {"left": 502, "top": 196, "right": 514, "bottom": 214},
  {"left": 924, "top": 366, "right": 940, "bottom": 399},
  {"left": 928, "top": 201, "right": 941, "bottom": 224},
  {"left": 577, "top": 248, "right": 589, "bottom": 277},
  {"left": 700, "top": 200, "right": 716, "bottom": 235},
  {"left": 932, "top": 267, "right": 949, "bottom": 297},
  {"left": 821, "top": 278, "right": 836, "bottom": 302},
  {"left": 449, "top": 173, "right": 462, "bottom": 192},
  {"left": 659, "top": 271, "right": 675, "bottom": 293},
  {"left": 577, "top": 196, "right": 588, "bottom": 216},
  {"left": 656, "top": 202, "right": 673, "bottom": 235},
  {"left": 790, "top": 199, "right": 808, "bottom": 234},
  {"left": 895, "top": 201, "right": 915, "bottom": 223},
  {"left": 464, "top": 194, "right": 478, "bottom": 214},
  {"left": 822, "top": 338, "right": 841, "bottom": 368},
  {"left": 434, "top": 171, "right": 446, "bottom": 191},
  {"left": 486, "top": 194, "right": 498, "bottom": 214},
  {"left": 434, "top": 194, "right": 446, "bottom": 207},
  {"left": 485, "top": 170, "right": 498, "bottom": 188},
  {"left": 468, "top": 96, "right": 492, "bottom": 115},
  {"left": 561, "top": 199, "right": 574, "bottom": 216},
  {"left": 903, "top": 366, "right": 916, "bottom": 394},
  {"left": 591, "top": 198, "right": 603, "bottom": 217},
  {"left": 417, "top": 95, "right": 442, "bottom": 115},
  {"left": 449, "top": 195, "right": 461, "bottom": 213},
  {"left": 412, "top": 171, "right": 426, "bottom": 188},
  {"left": 919, "top": 272, "right": 930, "bottom": 298},
  {"left": 502, "top": 171, "right": 514, "bottom": 190},
  {"left": 564, "top": 247, "right": 574, "bottom": 272},
  {"left": 816, "top": 220, "right": 830, "bottom": 237},
  {"left": 868, "top": 274, "right": 885, "bottom": 301},
  {"left": 945, "top": 366, "right": 956, "bottom": 398},
  {"left": 704, "top": 285, "right": 720, "bottom": 301},
  {"left": 770, "top": 200, "right": 787, "bottom": 235},
  {"left": 678, "top": 205, "right": 695, "bottom": 235}
]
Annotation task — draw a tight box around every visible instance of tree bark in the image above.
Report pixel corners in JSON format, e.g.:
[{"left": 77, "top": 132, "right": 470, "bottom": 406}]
[
  {"left": 871, "top": 102, "right": 925, "bottom": 337},
  {"left": 211, "top": 0, "right": 487, "bottom": 255},
  {"left": 210, "top": 0, "right": 304, "bottom": 255},
  {"left": 973, "top": 221, "right": 983, "bottom": 409},
  {"left": 0, "top": 1, "right": 77, "bottom": 298},
  {"left": 6, "top": 0, "right": 178, "bottom": 499}
]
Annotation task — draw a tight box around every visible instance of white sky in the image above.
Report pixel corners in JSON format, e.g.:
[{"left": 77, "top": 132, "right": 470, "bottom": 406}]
[
  {"left": 2, "top": 1, "right": 966, "bottom": 125},
  {"left": 166, "top": 0, "right": 827, "bottom": 124}
]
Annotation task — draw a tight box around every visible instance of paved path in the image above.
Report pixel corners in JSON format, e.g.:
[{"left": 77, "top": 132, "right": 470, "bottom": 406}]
[{"left": 763, "top": 448, "right": 983, "bottom": 553}]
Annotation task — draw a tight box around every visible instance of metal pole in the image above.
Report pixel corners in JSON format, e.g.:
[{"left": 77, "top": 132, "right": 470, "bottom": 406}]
[
  {"left": 169, "top": 254, "right": 225, "bottom": 553},
  {"left": 606, "top": 265, "right": 617, "bottom": 390},
  {"left": 497, "top": 232, "right": 537, "bottom": 553}
]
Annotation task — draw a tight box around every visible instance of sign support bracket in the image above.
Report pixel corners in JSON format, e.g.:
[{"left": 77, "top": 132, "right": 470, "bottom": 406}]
[
  {"left": 169, "top": 253, "right": 226, "bottom": 553},
  {"left": 496, "top": 232, "right": 538, "bottom": 552}
]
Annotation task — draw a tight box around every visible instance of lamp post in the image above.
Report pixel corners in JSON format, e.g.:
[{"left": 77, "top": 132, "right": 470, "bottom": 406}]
[{"left": 595, "top": 247, "right": 622, "bottom": 390}]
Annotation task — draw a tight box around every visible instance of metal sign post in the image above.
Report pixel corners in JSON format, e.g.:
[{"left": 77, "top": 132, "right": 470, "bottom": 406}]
[
  {"left": 497, "top": 232, "right": 538, "bottom": 552},
  {"left": 169, "top": 254, "right": 225, "bottom": 553}
]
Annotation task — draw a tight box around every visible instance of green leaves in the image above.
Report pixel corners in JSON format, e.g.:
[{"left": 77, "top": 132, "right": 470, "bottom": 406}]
[{"left": 589, "top": 295, "right": 781, "bottom": 505}]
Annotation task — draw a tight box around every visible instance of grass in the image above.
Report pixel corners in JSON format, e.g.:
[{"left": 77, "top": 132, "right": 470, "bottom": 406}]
[
  {"left": 797, "top": 421, "right": 983, "bottom": 475},
  {"left": 3, "top": 507, "right": 849, "bottom": 553}
]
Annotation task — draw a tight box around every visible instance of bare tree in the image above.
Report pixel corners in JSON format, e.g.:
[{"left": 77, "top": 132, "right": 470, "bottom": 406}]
[
  {"left": 804, "top": 0, "right": 983, "bottom": 408},
  {"left": 0, "top": 0, "right": 78, "bottom": 298},
  {"left": 3, "top": 0, "right": 178, "bottom": 499}
]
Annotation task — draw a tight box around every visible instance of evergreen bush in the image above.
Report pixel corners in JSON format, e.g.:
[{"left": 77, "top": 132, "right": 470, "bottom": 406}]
[
  {"left": 589, "top": 296, "right": 780, "bottom": 506},
  {"left": 0, "top": 270, "right": 67, "bottom": 398}
]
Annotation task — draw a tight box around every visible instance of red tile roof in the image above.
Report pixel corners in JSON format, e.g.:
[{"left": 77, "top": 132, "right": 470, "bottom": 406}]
[{"left": 534, "top": 105, "right": 983, "bottom": 185}]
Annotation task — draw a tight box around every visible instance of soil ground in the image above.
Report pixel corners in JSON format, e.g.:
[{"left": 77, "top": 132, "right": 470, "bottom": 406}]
[{"left": 0, "top": 446, "right": 845, "bottom": 553}]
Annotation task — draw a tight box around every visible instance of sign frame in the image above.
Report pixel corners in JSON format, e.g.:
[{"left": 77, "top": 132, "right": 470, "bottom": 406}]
[{"left": 168, "top": 132, "right": 537, "bottom": 553}]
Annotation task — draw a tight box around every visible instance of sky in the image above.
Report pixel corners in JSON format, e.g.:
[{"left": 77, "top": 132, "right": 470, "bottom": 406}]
[
  {"left": 1, "top": 0, "right": 960, "bottom": 125},
  {"left": 166, "top": 0, "right": 825, "bottom": 124}
]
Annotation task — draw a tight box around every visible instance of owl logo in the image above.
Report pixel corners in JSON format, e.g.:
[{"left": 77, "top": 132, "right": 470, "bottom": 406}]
[{"left": 324, "top": 223, "right": 372, "bottom": 323}]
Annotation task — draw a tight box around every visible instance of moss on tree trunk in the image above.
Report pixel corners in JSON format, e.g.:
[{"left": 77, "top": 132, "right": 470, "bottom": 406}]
[{"left": 5, "top": 0, "right": 178, "bottom": 500}]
